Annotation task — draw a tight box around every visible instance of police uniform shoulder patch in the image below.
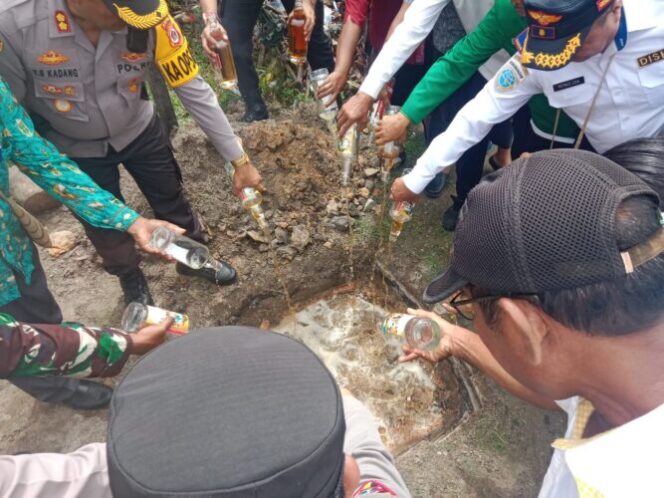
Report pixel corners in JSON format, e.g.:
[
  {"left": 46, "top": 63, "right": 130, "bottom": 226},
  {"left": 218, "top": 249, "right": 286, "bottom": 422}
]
[
  {"left": 495, "top": 56, "right": 529, "bottom": 93},
  {"left": 154, "top": 14, "right": 199, "bottom": 89}
]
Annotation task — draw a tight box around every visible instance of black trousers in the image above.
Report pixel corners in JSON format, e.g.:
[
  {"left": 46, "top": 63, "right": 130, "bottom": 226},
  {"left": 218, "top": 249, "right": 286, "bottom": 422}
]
[
  {"left": 221, "top": 0, "right": 335, "bottom": 107},
  {"left": 425, "top": 71, "right": 514, "bottom": 203},
  {"left": 72, "top": 116, "right": 203, "bottom": 276},
  {"left": 1, "top": 244, "right": 84, "bottom": 402}
]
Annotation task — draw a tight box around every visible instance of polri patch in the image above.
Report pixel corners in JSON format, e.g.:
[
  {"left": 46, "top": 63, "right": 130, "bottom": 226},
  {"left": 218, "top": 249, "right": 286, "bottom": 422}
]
[
  {"left": 553, "top": 76, "right": 585, "bottom": 92},
  {"left": 638, "top": 49, "right": 664, "bottom": 68}
]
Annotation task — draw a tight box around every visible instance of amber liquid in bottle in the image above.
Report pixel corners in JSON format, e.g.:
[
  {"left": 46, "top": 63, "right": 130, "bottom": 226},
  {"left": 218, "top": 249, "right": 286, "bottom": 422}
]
[
  {"left": 288, "top": 4, "right": 308, "bottom": 65},
  {"left": 213, "top": 40, "right": 238, "bottom": 90}
]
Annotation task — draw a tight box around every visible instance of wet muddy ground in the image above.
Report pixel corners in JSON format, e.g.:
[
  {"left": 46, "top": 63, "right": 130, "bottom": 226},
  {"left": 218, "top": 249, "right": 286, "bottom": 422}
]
[{"left": 0, "top": 107, "right": 565, "bottom": 496}]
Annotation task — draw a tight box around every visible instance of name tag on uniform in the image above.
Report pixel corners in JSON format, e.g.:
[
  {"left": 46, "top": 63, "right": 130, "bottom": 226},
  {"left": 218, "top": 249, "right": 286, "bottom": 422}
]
[
  {"left": 553, "top": 77, "right": 585, "bottom": 92},
  {"left": 638, "top": 49, "right": 664, "bottom": 68}
]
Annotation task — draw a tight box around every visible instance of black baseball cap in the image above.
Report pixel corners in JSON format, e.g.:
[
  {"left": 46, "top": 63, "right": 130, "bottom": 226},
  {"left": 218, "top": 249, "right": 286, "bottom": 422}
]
[
  {"left": 423, "top": 150, "right": 664, "bottom": 304},
  {"left": 520, "top": 0, "right": 615, "bottom": 71},
  {"left": 107, "top": 327, "right": 346, "bottom": 497},
  {"left": 102, "top": 0, "right": 169, "bottom": 29}
]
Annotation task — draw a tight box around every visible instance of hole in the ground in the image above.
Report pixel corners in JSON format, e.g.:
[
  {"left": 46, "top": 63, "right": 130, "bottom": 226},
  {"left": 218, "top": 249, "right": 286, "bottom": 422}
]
[{"left": 269, "top": 281, "right": 466, "bottom": 455}]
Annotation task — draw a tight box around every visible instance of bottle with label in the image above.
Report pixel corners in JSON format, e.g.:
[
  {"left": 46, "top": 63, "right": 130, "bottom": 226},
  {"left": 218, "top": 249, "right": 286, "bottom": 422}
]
[
  {"left": 309, "top": 68, "right": 338, "bottom": 124},
  {"left": 121, "top": 302, "right": 190, "bottom": 336},
  {"left": 379, "top": 314, "right": 441, "bottom": 351},
  {"left": 224, "top": 161, "right": 269, "bottom": 233},
  {"left": 149, "top": 227, "right": 209, "bottom": 269},
  {"left": 288, "top": 1, "right": 308, "bottom": 65},
  {"left": 339, "top": 124, "right": 358, "bottom": 186},
  {"left": 205, "top": 15, "right": 238, "bottom": 90}
]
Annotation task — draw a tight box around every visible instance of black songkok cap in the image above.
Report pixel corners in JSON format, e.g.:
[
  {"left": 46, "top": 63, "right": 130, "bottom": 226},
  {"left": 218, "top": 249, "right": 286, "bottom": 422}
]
[{"left": 107, "top": 326, "right": 345, "bottom": 498}]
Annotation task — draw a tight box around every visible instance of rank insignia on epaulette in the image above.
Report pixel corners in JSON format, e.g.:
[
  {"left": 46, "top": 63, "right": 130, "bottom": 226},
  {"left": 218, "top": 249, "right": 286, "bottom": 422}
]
[
  {"left": 532, "top": 26, "right": 556, "bottom": 40},
  {"left": 55, "top": 10, "right": 71, "bottom": 33}
]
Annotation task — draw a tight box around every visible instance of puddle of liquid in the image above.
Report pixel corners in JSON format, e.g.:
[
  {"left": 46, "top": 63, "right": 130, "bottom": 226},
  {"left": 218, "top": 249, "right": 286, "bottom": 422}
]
[{"left": 273, "top": 294, "right": 446, "bottom": 453}]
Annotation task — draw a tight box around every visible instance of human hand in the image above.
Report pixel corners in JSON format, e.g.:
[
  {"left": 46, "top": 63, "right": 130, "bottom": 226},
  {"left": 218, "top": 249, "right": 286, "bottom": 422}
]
[
  {"left": 398, "top": 308, "right": 465, "bottom": 363},
  {"left": 337, "top": 92, "right": 373, "bottom": 137},
  {"left": 233, "top": 161, "right": 266, "bottom": 197},
  {"left": 390, "top": 177, "right": 419, "bottom": 202},
  {"left": 316, "top": 71, "right": 346, "bottom": 103},
  {"left": 289, "top": 1, "right": 315, "bottom": 40},
  {"left": 376, "top": 112, "right": 410, "bottom": 146},
  {"left": 201, "top": 16, "right": 228, "bottom": 58},
  {"left": 128, "top": 316, "right": 174, "bottom": 355},
  {"left": 127, "top": 217, "right": 185, "bottom": 256}
]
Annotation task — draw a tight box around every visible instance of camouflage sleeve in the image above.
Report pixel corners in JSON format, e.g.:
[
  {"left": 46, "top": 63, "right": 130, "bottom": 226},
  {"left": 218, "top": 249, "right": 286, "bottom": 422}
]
[{"left": 0, "top": 313, "right": 133, "bottom": 379}]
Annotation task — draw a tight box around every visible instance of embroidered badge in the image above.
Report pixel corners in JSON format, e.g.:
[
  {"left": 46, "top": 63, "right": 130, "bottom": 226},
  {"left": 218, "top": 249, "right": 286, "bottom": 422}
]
[
  {"left": 495, "top": 57, "right": 528, "bottom": 93},
  {"left": 37, "top": 51, "right": 69, "bottom": 65},
  {"left": 54, "top": 99, "right": 72, "bottom": 113},
  {"left": 161, "top": 18, "right": 183, "bottom": 48},
  {"left": 527, "top": 10, "right": 562, "bottom": 26},
  {"left": 55, "top": 10, "right": 71, "bottom": 33},
  {"left": 553, "top": 76, "right": 585, "bottom": 92},
  {"left": 352, "top": 480, "right": 397, "bottom": 496},
  {"left": 63, "top": 85, "right": 76, "bottom": 97},
  {"left": 41, "top": 84, "right": 62, "bottom": 96},
  {"left": 637, "top": 49, "right": 664, "bottom": 68},
  {"left": 121, "top": 52, "right": 147, "bottom": 63}
]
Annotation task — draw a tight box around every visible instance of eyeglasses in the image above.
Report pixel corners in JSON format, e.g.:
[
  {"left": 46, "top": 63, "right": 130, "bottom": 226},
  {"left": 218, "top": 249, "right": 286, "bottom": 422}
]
[{"left": 449, "top": 290, "right": 538, "bottom": 321}]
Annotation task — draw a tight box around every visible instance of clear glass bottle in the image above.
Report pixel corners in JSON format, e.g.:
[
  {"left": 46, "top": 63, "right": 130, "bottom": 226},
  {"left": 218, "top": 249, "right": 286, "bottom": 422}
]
[
  {"left": 379, "top": 314, "right": 441, "bottom": 351},
  {"left": 339, "top": 124, "right": 358, "bottom": 186},
  {"left": 389, "top": 201, "right": 414, "bottom": 242},
  {"left": 224, "top": 161, "right": 269, "bottom": 233},
  {"left": 288, "top": 1, "right": 308, "bottom": 65},
  {"left": 206, "top": 16, "right": 237, "bottom": 90},
  {"left": 381, "top": 105, "right": 401, "bottom": 160},
  {"left": 309, "top": 68, "right": 338, "bottom": 123},
  {"left": 149, "top": 226, "right": 209, "bottom": 269},
  {"left": 121, "top": 302, "right": 190, "bottom": 335}
]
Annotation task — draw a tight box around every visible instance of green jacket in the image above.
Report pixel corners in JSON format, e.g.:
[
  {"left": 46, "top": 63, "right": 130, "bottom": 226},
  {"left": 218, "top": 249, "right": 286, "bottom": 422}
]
[{"left": 400, "top": 0, "right": 579, "bottom": 141}]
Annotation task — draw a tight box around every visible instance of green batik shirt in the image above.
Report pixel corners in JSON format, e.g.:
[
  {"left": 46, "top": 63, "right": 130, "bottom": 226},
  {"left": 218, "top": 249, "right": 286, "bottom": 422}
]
[
  {"left": 400, "top": 0, "right": 579, "bottom": 140},
  {"left": 0, "top": 313, "right": 132, "bottom": 378},
  {"left": 0, "top": 78, "right": 139, "bottom": 306}
]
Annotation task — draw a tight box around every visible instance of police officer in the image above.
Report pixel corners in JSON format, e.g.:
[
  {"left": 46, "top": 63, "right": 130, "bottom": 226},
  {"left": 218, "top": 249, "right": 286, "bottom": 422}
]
[
  {"left": 391, "top": 0, "right": 664, "bottom": 202},
  {"left": 0, "top": 0, "right": 265, "bottom": 305}
]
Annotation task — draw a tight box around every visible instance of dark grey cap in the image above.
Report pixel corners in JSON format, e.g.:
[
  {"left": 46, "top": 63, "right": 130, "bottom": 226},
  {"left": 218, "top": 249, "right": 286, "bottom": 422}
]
[
  {"left": 107, "top": 327, "right": 345, "bottom": 498},
  {"left": 424, "top": 149, "right": 660, "bottom": 304}
]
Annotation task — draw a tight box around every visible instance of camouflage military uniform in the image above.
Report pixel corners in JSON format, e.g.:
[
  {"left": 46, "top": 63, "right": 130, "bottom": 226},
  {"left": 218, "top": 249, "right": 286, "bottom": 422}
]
[{"left": 0, "top": 313, "right": 131, "bottom": 379}]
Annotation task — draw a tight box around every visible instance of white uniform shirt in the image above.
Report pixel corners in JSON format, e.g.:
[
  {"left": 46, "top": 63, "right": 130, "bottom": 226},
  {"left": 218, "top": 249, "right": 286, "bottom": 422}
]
[
  {"left": 0, "top": 396, "right": 411, "bottom": 498},
  {"left": 404, "top": 0, "right": 664, "bottom": 194},
  {"left": 538, "top": 397, "right": 664, "bottom": 498},
  {"left": 359, "top": 0, "right": 507, "bottom": 100}
]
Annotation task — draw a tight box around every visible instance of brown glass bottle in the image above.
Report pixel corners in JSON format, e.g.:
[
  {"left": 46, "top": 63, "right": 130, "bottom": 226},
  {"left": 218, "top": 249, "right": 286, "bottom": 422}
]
[
  {"left": 288, "top": 1, "right": 308, "bottom": 65},
  {"left": 212, "top": 39, "right": 238, "bottom": 90}
]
